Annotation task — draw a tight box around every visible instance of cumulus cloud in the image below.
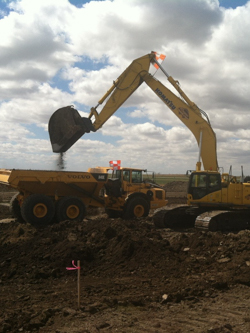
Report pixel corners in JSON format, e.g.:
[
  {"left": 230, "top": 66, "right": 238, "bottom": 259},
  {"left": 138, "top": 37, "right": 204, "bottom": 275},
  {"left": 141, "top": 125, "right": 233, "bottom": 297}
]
[{"left": 0, "top": 0, "right": 250, "bottom": 174}]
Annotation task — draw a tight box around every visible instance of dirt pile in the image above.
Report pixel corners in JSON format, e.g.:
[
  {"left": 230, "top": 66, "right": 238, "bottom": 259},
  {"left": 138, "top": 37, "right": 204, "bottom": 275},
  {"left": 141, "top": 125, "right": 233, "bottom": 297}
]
[
  {"left": 0, "top": 184, "right": 15, "bottom": 192},
  {"left": 0, "top": 183, "right": 250, "bottom": 332},
  {"left": 0, "top": 185, "right": 17, "bottom": 220},
  {"left": 163, "top": 181, "right": 187, "bottom": 204},
  {"left": 1, "top": 216, "right": 250, "bottom": 332},
  {"left": 163, "top": 181, "right": 187, "bottom": 193}
]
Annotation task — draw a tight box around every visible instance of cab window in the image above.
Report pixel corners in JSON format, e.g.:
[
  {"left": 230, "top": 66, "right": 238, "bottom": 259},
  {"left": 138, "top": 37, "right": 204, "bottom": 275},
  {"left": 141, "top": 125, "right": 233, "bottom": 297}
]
[
  {"left": 115, "top": 170, "right": 122, "bottom": 180},
  {"left": 123, "top": 170, "right": 130, "bottom": 182},
  {"left": 191, "top": 174, "right": 207, "bottom": 187},
  {"left": 132, "top": 170, "right": 142, "bottom": 183},
  {"left": 189, "top": 173, "right": 221, "bottom": 199},
  {"left": 208, "top": 174, "right": 221, "bottom": 191}
]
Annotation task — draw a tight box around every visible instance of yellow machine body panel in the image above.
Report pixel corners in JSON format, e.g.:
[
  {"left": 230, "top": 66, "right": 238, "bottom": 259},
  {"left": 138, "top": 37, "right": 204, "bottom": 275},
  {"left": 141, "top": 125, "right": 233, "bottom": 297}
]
[
  {"left": 0, "top": 169, "right": 11, "bottom": 185},
  {"left": 242, "top": 183, "right": 250, "bottom": 205},
  {"left": 187, "top": 170, "right": 250, "bottom": 210},
  {"left": 0, "top": 169, "right": 108, "bottom": 207}
]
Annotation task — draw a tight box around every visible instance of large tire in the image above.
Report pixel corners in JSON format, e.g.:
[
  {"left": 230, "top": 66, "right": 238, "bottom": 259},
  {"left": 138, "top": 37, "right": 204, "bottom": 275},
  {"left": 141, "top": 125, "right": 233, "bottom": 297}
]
[
  {"left": 21, "top": 194, "right": 55, "bottom": 227},
  {"left": 9, "top": 193, "right": 25, "bottom": 223},
  {"left": 123, "top": 197, "right": 150, "bottom": 219},
  {"left": 56, "top": 196, "right": 86, "bottom": 222}
]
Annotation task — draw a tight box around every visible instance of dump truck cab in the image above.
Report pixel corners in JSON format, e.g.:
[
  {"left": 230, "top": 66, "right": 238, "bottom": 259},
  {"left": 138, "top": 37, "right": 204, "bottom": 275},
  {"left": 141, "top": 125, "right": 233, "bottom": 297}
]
[{"left": 98, "top": 167, "right": 167, "bottom": 219}]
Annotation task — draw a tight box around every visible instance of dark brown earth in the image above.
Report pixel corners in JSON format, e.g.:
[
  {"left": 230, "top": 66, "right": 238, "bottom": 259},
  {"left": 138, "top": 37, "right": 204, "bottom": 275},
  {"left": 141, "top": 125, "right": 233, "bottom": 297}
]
[{"left": 0, "top": 182, "right": 250, "bottom": 333}]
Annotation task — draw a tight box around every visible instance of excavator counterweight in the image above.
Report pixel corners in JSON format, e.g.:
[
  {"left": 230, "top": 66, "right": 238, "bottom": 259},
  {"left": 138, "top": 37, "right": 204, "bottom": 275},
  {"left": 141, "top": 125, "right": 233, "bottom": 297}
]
[{"left": 48, "top": 106, "right": 95, "bottom": 153}]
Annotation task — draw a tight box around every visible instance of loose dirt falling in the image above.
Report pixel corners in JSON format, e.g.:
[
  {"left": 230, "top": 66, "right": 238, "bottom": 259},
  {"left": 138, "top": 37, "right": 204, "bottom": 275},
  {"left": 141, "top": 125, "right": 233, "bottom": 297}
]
[{"left": 57, "top": 152, "right": 66, "bottom": 170}]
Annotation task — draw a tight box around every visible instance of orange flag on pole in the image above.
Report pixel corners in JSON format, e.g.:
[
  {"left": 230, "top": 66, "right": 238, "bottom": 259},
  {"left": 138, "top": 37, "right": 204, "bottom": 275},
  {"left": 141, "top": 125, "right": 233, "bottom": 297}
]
[
  {"left": 109, "top": 160, "right": 121, "bottom": 170},
  {"left": 153, "top": 52, "right": 166, "bottom": 69}
]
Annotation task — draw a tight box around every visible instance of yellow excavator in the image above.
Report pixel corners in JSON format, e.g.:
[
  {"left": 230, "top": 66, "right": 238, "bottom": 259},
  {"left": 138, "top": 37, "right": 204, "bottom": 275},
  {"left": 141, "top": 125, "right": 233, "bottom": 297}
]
[{"left": 49, "top": 52, "right": 250, "bottom": 231}]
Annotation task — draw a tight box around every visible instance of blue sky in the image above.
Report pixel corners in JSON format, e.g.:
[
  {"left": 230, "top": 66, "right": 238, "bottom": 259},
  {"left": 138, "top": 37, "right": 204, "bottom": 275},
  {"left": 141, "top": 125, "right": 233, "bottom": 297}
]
[
  {"left": 0, "top": 0, "right": 250, "bottom": 174},
  {"left": 219, "top": 0, "right": 248, "bottom": 7},
  {"left": 67, "top": 0, "right": 249, "bottom": 9}
]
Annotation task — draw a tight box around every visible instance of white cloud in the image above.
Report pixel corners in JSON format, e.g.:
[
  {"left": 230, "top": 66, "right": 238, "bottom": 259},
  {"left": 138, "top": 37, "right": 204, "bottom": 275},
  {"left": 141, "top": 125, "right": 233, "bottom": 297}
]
[
  {"left": 0, "top": 0, "right": 250, "bottom": 175},
  {"left": 128, "top": 109, "right": 145, "bottom": 118}
]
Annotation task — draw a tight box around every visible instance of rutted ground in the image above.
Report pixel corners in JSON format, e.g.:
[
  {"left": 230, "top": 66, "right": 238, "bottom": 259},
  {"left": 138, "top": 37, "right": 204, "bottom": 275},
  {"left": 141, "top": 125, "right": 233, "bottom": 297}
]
[{"left": 0, "top": 182, "right": 250, "bottom": 333}]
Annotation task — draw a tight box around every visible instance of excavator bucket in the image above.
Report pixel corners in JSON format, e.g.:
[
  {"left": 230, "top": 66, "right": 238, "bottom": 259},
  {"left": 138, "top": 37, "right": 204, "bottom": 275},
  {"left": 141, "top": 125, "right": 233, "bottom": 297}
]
[{"left": 48, "top": 106, "right": 95, "bottom": 153}]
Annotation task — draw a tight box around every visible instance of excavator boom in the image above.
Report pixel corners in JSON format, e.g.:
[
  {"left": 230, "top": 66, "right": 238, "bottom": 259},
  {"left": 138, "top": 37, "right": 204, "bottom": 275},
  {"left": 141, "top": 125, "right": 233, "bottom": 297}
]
[
  {"left": 48, "top": 52, "right": 218, "bottom": 171},
  {"left": 141, "top": 73, "right": 218, "bottom": 171}
]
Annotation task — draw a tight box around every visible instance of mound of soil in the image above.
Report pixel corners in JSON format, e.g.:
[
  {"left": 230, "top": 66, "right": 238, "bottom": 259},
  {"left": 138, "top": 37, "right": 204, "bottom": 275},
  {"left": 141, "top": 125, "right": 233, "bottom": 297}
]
[
  {"left": 163, "top": 181, "right": 188, "bottom": 193},
  {"left": 0, "top": 184, "right": 250, "bottom": 333},
  {"left": 0, "top": 184, "right": 15, "bottom": 192},
  {"left": 163, "top": 181, "right": 187, "bottom": 204}
]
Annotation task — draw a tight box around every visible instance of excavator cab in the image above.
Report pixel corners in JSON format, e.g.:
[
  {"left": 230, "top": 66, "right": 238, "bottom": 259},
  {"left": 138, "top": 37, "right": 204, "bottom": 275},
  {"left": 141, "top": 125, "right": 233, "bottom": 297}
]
[
  {"left": 188, "top": 171, "right": 221, "bottom": 200},
  {"left": 48, "top": 106, "right": 95, "bottom": 153}
]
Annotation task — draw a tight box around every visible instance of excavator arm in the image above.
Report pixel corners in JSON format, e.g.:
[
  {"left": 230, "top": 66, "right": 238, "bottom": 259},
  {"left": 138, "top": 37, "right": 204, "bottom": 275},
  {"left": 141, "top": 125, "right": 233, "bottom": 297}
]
[
  {"left": 49, "top": 52, "right": 218, "bottom": 171},
  {"left": 49, "top": 53, "right": 154, "bottom": 152}
]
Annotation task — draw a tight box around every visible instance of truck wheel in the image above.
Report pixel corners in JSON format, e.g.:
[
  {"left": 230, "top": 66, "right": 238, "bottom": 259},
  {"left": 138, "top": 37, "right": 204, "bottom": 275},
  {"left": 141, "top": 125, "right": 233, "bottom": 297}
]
[
  {"left": 124, "top": 197, "right": 150, "bottom": 219},
  {"left": 56, "top": 196, "right": 86, "bottom": 222},
  {"left": 21, "top": 194, "right": 55, "bottom": 227},
  {"left": 9, "top": 193, "right": 25, "bottom": 223}
]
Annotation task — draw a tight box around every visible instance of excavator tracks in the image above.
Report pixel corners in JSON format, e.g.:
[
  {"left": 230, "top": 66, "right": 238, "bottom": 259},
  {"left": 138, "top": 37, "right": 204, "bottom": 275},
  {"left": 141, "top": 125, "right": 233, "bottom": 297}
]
[
  {"left": 153, "top": 205, "right": 201, "bottom": 229},
  {"left": 153, "top": 206, "right": 250, "bottom": 232},
  {"left": 195, "top": 210, "right": 250, "bottom": 232}
]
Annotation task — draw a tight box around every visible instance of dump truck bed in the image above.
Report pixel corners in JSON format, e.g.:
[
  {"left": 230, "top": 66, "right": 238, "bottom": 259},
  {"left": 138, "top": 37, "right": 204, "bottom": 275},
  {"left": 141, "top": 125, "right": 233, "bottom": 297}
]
[{"left": 0, "top": 169, "right": 108, "bottom": 207}]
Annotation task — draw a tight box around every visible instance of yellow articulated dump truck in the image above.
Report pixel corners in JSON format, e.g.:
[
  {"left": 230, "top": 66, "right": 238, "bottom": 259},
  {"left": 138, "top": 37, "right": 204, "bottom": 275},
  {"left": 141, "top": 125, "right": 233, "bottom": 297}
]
[{"left": 0, "top": 167, "right": 167, "bottom": 227}]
